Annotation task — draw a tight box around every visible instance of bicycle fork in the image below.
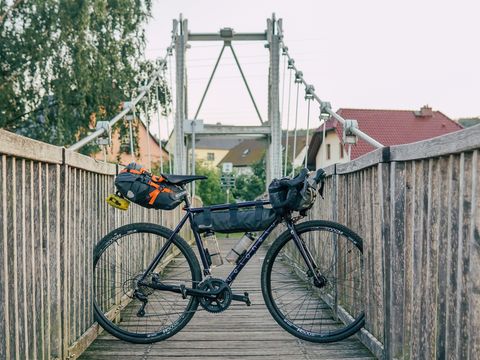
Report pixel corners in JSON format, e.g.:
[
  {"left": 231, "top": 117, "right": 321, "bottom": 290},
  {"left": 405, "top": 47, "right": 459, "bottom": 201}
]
[{"left": 286, "top": 221, "right": 326, "bottom": 287}]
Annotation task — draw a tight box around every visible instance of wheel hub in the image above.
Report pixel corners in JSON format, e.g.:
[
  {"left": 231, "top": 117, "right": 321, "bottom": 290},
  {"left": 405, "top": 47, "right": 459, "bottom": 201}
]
[
  {"left": 198, "top": 278, "right": 232, "bottom": 313},
  {"left": 313, "top": 274, "right": 328, "bottom": 288},
  {"left": 123, "top": 273, "right": 155, "bottom": 298}
]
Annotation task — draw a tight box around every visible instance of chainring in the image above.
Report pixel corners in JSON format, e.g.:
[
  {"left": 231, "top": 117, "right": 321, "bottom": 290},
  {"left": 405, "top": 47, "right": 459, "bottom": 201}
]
[{"left": 198, "top": 278, "right": 232, "bottom": 313}]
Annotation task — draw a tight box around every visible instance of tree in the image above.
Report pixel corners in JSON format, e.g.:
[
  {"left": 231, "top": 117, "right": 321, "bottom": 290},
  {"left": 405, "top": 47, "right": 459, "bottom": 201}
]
[
  {"left": 195, "top": 162, "right": 227, "bottom": 206},
  {"left": 0, "top": 0, "right": 169, "bottom": 153},
  {"left": 232, "top": 159, "right": 267, "bottom": 201},
  {"left": 151, "top": 160, "right": 228, "bottom": 206}
]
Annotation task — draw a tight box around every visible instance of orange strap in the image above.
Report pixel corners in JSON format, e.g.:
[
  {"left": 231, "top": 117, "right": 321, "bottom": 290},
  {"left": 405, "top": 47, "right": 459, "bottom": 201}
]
[
  {"left": 151, "top": 175, "right": 164, "bottom": 183},
  {"left": 148, "top": 189, "right": 160, "bottom": 205},
  {"left": 148, "top": 180, "right": 159, "bottom": 188},
  {"left": 148, "top": 184, "right": 173, "bottom": 205}
]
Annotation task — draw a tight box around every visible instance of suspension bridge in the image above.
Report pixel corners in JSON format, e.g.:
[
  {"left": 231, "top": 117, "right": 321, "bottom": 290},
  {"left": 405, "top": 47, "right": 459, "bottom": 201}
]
[{"left": 0, "top": 14, "right": 479, "bottom": 360}]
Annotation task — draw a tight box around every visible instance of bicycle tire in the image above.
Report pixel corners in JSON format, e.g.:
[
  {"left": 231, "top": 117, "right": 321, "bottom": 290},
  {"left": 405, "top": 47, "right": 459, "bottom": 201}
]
[
  {"left": 261, "top": 220, "right": 365, "bottom": 343},
  {"left": 93, "top": 222, "right": 202, "bottom": 344}
]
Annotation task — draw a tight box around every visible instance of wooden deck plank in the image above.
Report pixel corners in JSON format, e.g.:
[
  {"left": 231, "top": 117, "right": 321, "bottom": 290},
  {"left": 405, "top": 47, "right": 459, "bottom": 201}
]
[{"left": 79, "top": 237, "right": 375, "bottom": 359}]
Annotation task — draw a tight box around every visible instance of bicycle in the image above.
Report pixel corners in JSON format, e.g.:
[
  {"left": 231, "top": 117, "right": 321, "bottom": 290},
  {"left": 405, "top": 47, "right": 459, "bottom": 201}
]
[{"left": 93, "top": 167, "right": 365, "bottom": 344}]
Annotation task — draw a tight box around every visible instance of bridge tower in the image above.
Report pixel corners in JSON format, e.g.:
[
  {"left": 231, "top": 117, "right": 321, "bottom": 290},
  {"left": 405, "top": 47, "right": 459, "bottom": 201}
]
[{"left": 171, "top": 14, "right": 283, "bottom": 184}]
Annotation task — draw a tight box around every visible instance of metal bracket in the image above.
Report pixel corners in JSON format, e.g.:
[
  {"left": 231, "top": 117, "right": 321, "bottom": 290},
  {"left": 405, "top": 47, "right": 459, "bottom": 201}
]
[
  {"left": 95, "top": 121, "right": 111, "bottom": 146},
  {"left": 220, "top": 27, "right": 234, "bottom": 39},
  {"left": 295, "top": 71, "right": 303, "bottom": 83},
  {"left": 343, "top": 119, "right": 359, "bottom": 145},
  {"left": 287, "top": 58, "right": 295, "bottom": 69},
  {"left": 320, "top": 101, "right": 331, "bottom": 120},
  {"left": 305, "top": 84, "right": 315, "bottom": 100}
]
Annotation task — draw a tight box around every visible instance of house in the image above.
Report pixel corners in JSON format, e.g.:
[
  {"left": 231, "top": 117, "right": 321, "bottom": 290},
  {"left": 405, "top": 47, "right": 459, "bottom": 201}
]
[
  {"left": 92, "top": 119, "right": 169, "bottom": 169},
  {"left": 165, "top": 123, "right": 245, "bottom": 169},
  {"left": 458, "top": 117, "right": 480, "bottom": 128},
  {"left": 307, "top": 105, "right": 463, "bottom": 169},
  {"left": 189, "top": 136, "right": 244, "bottom": 168},
  {"left": 219, "top": 134, "right": 307, "bottom": 175}
]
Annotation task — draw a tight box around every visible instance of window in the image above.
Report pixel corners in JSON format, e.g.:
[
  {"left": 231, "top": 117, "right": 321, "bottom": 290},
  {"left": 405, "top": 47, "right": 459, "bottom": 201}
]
[
  {"left": 207, "top": 152, "right": 215, "bottom": 161},
  {"left": 340, "top": 144, "right": 344, "bottom": 159},
  {"left": 327, "top": 144, "right": 331, "bottom": 160}
]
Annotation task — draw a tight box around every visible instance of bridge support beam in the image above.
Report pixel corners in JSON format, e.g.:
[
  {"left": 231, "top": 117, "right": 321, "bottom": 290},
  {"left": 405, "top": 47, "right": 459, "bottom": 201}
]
[
  {"left": 173, "top": 16, "right": 188, "bottom": 174},
  {"left": 266, "top": 15, "right": 283, "bottom": 184}
]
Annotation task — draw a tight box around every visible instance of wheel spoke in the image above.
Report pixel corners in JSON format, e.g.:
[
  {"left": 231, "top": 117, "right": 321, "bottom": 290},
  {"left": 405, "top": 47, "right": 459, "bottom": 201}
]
[
  {"left": 93, "top": 225, "right": 200, "bottom": 342},
  {"left": 264, "top": 221, "right": 364, "bottom": 341}
]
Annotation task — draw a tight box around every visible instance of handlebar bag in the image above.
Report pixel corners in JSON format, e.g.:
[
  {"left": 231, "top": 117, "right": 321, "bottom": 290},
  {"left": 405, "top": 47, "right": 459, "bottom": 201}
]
[
  {"left": 268, "top": 178, "right": 291, "bottom": 215},
  {"left": 268, "top": 174, "right": 318, "bottom": 215},
  {"left": 193, "top": 204, "right": 276, "bottom": 234},
  {"left": 115, "top": 163, "right": 187, "bottom": 210}
]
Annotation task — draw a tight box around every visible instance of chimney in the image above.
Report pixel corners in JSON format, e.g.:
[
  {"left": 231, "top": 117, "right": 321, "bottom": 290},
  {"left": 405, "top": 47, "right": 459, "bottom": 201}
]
[
  {"left": 416, "top": 105, "right": 433, "bottom": 117},
  {"left": 421, "top": 105, "right": 433, "bottom": 117}
]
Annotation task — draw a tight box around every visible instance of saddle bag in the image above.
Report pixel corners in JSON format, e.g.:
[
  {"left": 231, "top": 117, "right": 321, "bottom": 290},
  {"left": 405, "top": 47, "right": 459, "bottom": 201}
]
[
  {"left": 115, "top": 163, "right": 186, "bottom": 210},
  {"left": 193, "top": 203, "right": 276, "bottom": 234}
]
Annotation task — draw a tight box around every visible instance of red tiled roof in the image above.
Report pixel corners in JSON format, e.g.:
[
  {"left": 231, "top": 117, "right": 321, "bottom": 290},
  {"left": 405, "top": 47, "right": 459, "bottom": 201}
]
[
  {"left": 329, "top": 108, "right": 463, "bottom": 159},
  {"left": 219, "top": 135, "right": 307, "bottom": 167}
]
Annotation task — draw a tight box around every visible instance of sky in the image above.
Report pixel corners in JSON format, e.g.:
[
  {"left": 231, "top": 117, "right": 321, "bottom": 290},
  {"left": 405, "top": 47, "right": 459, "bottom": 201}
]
[{"left": 144, "top": 0, "right": 480, "bottom": 140}]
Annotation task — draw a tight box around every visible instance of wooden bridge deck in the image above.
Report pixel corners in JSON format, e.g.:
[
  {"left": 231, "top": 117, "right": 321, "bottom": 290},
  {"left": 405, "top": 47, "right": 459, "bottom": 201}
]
[{"left": 79, "top": 237, "right": 374, "bottom": 360}]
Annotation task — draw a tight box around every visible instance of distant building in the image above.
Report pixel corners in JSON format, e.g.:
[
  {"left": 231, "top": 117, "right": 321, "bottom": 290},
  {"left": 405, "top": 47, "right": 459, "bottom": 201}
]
[
  {"left": 219, "top": 134, "right": 307, "bottom": 175},
  {"left": 189, "top": 136, "right": 244, "bottom": 168},
  {"left": 307, "top": 105, "right": 463, "bottom": 169},
  {"left": 458, "top": 117, "right": 480, "bottom": 128},
  {"left": 165, "top": 124, "right": 246, "bottom": 169},
  {"left": 92, "top": 119, "right": 168, "bottom": 169}
]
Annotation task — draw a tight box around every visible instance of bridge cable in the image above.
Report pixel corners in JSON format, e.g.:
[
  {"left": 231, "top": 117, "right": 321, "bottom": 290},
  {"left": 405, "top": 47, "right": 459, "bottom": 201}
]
[
  {"left": 155, "top": 81, "right": 164, "bottom": 174},
  {"left": 304, "top": 85, "right": 314, "bottom": 167},
  {"left": 143, "top": 82, "right": 152, "bottom": 171},
  {"left": 167, "top": 54, "right": 174, "bottom": 173},
  {"left": 280, "top": 51, "right": 287, "bottom": 175},
  {"left": 129, "top": 100, "right": 136, "bottom": 161},
  {"left": 322, "top": 113, "right": 327, "bottom": 166},
  {"left": 291, "top": 80, "right": 300, "bottom": 176},
  {"left": 283, "top": 66, "right": 293, "bottom": 176},
  {"left": 279, "top": 41, "right": 384, "bottom": 149},
  {"left": 304, "top": 85, "right": 315, "bottom": 168},
  {"left": 304, "top": 98, "right": 311, "bottom": 168}
]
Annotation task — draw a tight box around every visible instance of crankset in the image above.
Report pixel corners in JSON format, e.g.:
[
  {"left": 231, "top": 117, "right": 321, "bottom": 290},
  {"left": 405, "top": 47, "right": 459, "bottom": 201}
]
[
  {"left": 141, "top": 276, "right": 252, "bottom": 307},
  {"left": 198, "top": 278, "right": 232, "bottom": 313}
]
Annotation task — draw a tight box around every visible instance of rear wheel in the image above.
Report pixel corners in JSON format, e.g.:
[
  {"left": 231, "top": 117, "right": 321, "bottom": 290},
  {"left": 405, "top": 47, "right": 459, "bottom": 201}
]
[
  {"left": 93, "top": 223, "right": 202, "bottom": 343},
  {"left": 261, "top": 220, "right": 364, "bottom": 343}
]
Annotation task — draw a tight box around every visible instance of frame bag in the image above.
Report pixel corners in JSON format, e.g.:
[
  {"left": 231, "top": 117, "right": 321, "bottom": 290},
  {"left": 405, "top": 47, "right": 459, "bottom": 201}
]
[
  {"left": 115, "top": 163, "right": 186, "bottom": 210},
  {"left": 194, "top": 204, "right": 276, "bottom": 234}
]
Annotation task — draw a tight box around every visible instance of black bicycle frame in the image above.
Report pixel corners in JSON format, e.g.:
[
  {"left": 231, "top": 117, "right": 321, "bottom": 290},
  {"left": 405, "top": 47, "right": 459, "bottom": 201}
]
[{"left": 140, "top": 197, "right": 318, "bottom": 287}]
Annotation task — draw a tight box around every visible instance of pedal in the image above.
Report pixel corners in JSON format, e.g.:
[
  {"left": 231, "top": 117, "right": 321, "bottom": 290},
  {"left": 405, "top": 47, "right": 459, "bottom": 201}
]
[
  {"left": 179, "top": 284, "right": 187, "bottom": 299},
  {"left": 232, "top": 292, "right": 251, "bottom": 306},
  {"left": 244, "top": 292, "right": 251, "bottom": 306},
  {"left": 106, "top": 194, "right": 130, "bottom": 210}
]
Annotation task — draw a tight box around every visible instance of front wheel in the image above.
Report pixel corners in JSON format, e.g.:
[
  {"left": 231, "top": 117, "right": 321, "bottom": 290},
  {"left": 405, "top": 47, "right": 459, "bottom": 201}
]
[
  {"left": 93, "top": 223, "right": 202, "bottom": 343},
  {"left": 261, "top": 220, "right": 365, "bottom": 343}
]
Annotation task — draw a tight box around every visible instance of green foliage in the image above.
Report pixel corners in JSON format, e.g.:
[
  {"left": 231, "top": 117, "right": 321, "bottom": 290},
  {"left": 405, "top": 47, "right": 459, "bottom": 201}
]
[
  {"left": 152, "top": 160, "right": 228, "bottom": 206},
  {"left": 195, "top": 161, "right": 227, "bottom": 206},
  {"left": 0, "top": 0, "right": 169, "bottom": 153},
  {"left": 232, "top": 158, "right": 267, "bottom": 201}
]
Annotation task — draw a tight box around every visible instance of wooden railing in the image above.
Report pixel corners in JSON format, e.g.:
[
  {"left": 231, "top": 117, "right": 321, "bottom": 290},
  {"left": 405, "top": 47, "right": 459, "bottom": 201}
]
[
  {"left": 1, "top": 125, "right": 479, "bottom": 359},
  {"left": 0, "top": 130, "right": 199, "bottom": 360},
  {"left": 308, "top": 124, "right": 480, "bottom": 359}
]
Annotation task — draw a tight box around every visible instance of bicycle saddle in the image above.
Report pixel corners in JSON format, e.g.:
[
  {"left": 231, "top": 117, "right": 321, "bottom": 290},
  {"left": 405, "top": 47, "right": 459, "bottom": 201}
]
[{"left": 162, "top": 174, "right": 208, "bottom": 185}]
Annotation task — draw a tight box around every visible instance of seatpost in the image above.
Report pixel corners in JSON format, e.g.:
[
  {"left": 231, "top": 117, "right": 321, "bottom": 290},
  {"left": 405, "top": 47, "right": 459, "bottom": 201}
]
[{"left": 182, "top": 184, "right": 192, "bottom": 208}]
